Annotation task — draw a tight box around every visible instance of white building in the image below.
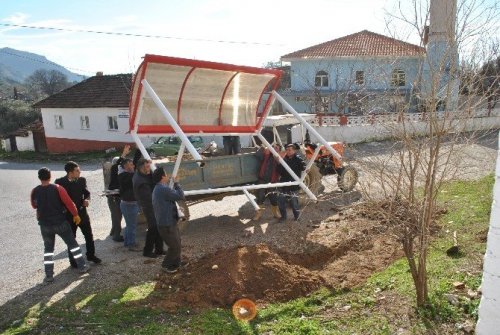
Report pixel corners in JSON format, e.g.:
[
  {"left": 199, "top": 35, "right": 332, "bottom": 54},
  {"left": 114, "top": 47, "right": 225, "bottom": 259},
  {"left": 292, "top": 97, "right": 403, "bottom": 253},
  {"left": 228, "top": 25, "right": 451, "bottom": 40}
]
[{"left": 34, "top": 73, "right": 136, "bottom": 153}]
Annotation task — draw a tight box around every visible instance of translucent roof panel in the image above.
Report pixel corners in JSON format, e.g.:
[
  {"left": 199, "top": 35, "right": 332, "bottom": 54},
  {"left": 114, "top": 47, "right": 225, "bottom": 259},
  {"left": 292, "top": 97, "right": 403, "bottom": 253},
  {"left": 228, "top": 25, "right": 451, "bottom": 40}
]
[{"left": 129, "top": 55, "right": 282, "bottom": 134}]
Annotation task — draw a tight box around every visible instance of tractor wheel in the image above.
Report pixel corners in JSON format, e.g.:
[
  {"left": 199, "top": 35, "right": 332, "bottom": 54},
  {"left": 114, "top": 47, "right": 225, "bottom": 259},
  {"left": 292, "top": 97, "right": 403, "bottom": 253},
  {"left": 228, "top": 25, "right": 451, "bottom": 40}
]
[
  {"left": 337, "top": 165, "right": 358, "bottom": 192},
  {"left": 299, "top": 164, "right": 323, "bottom": 206},
  {"left": 177, "top": 200, "right": 190, "bottom": 232}
]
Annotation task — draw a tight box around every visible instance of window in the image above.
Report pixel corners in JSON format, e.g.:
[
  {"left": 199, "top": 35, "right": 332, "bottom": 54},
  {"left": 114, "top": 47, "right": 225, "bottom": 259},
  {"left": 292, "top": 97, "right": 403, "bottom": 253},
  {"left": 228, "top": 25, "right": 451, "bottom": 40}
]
[
  {"left": 315, "top": 71, "right": 329, "bottom": 87},
  {"left": 54, "top": 115, "right": 63, "bottom": 129},
  {"left": 107, "top": 116, "right": 118, "bottom": 130},
  {"left": 391, "top": 69, "right": 406, "bottom": 87},
  {"left": 168, "top": 137, "right": 181, "bottom": 144},
  {"left": 355, "top": 71, "right": 364, "bottom": 85},
  {"left": 80, "top": 115, "right": 90, "bottom": 130}
]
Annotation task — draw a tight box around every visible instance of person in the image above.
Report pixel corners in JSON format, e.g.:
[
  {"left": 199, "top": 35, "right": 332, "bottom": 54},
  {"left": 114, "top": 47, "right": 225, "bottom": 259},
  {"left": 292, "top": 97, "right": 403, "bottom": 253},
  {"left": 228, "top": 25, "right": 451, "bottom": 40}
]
[
  {"left": 277, "top": 143, "right": 306, "bottom": 222},
  {"left": 152, "top": 167, "right": 188, "bottom": 273},
  {"left": 119, "top": 158, "right": 141, "bottom": 251},
  {"left": 223, "top": 136, "right": 241, "bottom": 155},
  {"left": 107, "top": 145, "right": 132, "bottom": 242},
  {"left": 133, "top": 158, "right": 164, "bottom": 258},
  {"left": 55, "top": 161, "right": 102, "bottom": 266},
  {"left": 253, "top": 144, "right": 282, "bottom": 220},
  {"left": 31, "top": 168, "right": 89, "bottom": 283}
]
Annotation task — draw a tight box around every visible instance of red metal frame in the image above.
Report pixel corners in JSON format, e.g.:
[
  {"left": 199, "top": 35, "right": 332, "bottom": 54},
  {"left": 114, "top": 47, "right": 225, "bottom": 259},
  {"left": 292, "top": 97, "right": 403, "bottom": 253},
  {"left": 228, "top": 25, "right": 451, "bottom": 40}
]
[
  {"left": 137, "top": 125, "right": 256, "bottom": 134},
  {"left": 255, "top": 78, "right": 282, "bottom": 130},
  {"left": 129, "top": 62, "right": 148, "bottom": 131},
  {"left": 129, "top": 54, "right": 282, "bottom": 134},
  {"left": 142, "top": 54, "right": 282, "bottom": 76}
]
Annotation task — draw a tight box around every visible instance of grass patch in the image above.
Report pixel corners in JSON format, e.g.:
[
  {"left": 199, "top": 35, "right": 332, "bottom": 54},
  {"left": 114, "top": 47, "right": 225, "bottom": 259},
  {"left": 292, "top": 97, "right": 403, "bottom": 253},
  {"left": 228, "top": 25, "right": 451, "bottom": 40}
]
[{"left": 1, "top": 176, "right": 494, "bottom": 335}]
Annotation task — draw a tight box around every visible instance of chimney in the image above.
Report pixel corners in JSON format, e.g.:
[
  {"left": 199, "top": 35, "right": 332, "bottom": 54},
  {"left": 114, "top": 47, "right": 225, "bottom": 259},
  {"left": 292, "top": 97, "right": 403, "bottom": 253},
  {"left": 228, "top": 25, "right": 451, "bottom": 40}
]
[{"left": 96, "top": 71, "right": 103, "bottom": 76}]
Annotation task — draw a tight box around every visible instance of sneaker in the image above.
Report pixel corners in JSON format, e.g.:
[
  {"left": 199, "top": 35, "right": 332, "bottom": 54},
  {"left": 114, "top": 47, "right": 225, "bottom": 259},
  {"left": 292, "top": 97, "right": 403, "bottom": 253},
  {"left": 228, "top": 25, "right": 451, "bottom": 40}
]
[
  {"left": 161, "top": 266, "right": 179, "bottom": 274},
  {"left": 180, "top": 260, "right": 190, "bottom": 268},
  {"left": 87, "top": 255, "right": 102, "bottom": 264},
  {"left": 278, "top": 217, "right": 287, "bottom": 223},
  {"left": 143, "top": 252, "right": 158, "bottom": 259},
  {"left": 79, "top": 264, "right": 90, "bottom": 274},
  {"left": 43, "top": 276, "right": 54, "bottom": 283},
  {"left": 112, "top": 236, "right": 125, "bottom": 242}
]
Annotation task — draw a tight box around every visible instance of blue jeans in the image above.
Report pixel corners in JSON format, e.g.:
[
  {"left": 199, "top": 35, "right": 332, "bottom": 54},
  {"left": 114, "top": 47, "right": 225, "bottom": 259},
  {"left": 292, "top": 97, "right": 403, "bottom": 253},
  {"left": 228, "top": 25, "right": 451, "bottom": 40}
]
[
  {"left": 278, "top": 191, "right": 300, "bottom": 220},
  {"left": 120, "top": 201, "right": 139, "bottom": 247}
]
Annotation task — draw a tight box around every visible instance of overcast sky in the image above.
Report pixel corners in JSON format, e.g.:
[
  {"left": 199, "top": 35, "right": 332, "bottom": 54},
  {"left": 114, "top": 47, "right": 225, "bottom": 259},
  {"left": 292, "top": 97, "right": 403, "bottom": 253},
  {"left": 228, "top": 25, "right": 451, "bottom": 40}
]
[{"left": 0, "top": 0, "right": 496, "bottom": 77}]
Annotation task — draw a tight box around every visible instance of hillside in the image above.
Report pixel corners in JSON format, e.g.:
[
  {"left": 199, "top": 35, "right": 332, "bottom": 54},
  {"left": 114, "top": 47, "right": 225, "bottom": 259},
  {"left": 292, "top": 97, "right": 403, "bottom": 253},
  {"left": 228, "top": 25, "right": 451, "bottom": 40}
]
[{"left": 0, "top": 47, "right": 85, "bottom": 84}]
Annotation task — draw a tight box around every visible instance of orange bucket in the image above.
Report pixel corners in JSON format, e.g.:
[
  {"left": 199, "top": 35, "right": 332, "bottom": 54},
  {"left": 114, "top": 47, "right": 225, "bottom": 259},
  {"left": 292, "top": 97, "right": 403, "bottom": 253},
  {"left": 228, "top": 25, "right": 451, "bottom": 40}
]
[{"left": 232, "top": 298, "right": 257, "bottom": 321}]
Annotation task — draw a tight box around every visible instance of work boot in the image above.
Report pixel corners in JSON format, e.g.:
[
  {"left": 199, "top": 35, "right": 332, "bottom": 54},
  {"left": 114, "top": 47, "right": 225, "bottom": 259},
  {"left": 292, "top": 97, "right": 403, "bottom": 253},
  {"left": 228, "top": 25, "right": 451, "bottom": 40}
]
[
  {"left": 252, "top": 208, "right": 264, "bottom": 221},
  {"left": 87, "top": 255, "right": 102, "bottom": 264},
  {"left": 271, "top": 206, "right": 282, "bottom": 219}
]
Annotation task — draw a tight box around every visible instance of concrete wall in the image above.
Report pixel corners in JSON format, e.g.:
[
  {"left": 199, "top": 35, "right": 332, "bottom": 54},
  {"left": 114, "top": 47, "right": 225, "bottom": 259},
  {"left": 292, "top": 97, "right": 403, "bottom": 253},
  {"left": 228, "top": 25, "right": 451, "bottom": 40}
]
[
  {"left": 41, "top": 107, "right": 132, "bottom": 143},
  {"left": 476, "top": 131, "right": 500, "bottom": 334},
  {"left": 280, "top": 57, "right": 422, "bottom": 114},
  {"left": 290, "top": 113, "right": 500, "bottom": 144},
  {"left": 15, "top": 132, "right": 34, "bottom": 151},
  {"left": 290, "top": 57, "right": 422, "bottom": 92},
  {"left": 1, "top": 139, "right": 11, "bottom": 152},
  {"left": 41, "top": 107, "right": 135, "bottom": 153}
]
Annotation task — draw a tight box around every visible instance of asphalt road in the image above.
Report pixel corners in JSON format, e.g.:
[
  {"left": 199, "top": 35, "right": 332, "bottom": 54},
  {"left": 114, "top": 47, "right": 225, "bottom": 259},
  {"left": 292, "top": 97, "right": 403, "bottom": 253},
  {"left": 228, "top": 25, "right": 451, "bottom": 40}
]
[
  {"left": 0, "top": 159, "right": 254, "bottom": 307},
  {"left": 0, "top": 160, "right": 111, "bottom": 305}
]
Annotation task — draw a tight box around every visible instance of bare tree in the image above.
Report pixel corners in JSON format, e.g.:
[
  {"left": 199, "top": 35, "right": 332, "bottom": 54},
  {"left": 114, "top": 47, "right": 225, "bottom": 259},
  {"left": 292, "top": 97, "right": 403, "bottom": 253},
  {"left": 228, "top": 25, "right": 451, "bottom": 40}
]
[
  {"left": 357, "top": 0, "right": 500, "bottom": 308},
  {"left": 25, "top": 69, "right": 70, "bottom": 99}
]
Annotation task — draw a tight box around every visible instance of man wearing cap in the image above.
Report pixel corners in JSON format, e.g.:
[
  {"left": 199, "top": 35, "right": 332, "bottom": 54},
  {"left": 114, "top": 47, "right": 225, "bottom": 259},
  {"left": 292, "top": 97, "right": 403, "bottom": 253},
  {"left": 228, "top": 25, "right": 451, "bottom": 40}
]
[
  {"left": 31, "top": 168, "right": 89, "bottom": 283},
  {"left": 277, "top": 143, "right": 306, "bottom": 221}
]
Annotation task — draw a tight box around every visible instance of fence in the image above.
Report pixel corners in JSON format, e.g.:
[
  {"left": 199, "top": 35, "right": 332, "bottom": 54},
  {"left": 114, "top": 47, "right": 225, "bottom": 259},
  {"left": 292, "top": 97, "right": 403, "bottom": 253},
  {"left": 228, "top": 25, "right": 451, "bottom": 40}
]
[{"left": 291, "top": 108, "right": 500, "bottom": 144}]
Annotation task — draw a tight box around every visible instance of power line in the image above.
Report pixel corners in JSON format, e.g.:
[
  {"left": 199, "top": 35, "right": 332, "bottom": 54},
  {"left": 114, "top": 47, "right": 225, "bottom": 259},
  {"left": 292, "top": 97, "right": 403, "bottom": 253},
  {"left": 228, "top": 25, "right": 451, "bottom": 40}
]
[
  {"left": 0, "top": 49, "right": 93, "bottom": 76},
  {"left": 0, "top": 22, "right": 284, "bottom": 46}
]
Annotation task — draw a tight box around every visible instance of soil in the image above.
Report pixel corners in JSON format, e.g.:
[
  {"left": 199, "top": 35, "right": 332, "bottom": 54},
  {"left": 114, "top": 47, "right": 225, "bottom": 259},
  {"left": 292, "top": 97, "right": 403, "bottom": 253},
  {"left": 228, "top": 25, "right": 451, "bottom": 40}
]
[
  {"left": 153, "top": 203, "right": 403, "bottom": 311},
  {"left": 155, "top": 244, "right": 326, "bottom": 310}
]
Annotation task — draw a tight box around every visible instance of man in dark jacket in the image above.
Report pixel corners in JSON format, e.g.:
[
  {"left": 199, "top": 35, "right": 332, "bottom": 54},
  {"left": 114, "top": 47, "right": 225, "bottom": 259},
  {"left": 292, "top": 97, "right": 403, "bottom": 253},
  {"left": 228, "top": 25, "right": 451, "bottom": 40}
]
[
  {"left": 133, "top": 158, "right": 164, "bottom": 258},
  {"left": 107, "top": 145, "right": 131, "bottom": 242},
  {"left": 277, "top": 143, "right": 306, "bottom": 221},
  {"left": 119, "top": 158, "right": 141, "bottom": 251},
  {"left": 152, "top": 167, "right": 187, "bottom": 273},
  {"left": 56, "top": 161, "right": 102, "bottom": 265},
  {"left": 31, "top": 168, "right": 89, "bottom": 283},
  {"left": 253, "top": 144, "right": 281, "bottom": 220}
]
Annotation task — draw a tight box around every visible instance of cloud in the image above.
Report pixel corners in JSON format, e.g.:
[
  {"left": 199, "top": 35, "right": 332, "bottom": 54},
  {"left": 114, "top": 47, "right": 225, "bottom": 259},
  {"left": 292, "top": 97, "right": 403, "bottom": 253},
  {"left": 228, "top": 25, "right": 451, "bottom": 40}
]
[{"left": 2, "top": 12, "right": 30, "bottom": 24}]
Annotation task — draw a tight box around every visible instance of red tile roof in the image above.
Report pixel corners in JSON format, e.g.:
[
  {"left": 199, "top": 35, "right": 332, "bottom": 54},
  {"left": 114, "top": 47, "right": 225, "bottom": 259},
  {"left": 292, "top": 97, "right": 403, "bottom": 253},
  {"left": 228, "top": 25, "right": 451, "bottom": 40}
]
[
  {"left": 281, "top": 30, "right": 425, "bottom": 60},
  {"left": 33, "top": 74, "right": 132, "bottom": 108}
]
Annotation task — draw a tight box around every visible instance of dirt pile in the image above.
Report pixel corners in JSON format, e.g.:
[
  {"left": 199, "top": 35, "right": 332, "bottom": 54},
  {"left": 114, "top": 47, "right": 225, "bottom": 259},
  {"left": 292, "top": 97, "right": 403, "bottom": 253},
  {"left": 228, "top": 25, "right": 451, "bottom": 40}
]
[{"left": 155, "top": 244, "right": 326, "bottom": 310}]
